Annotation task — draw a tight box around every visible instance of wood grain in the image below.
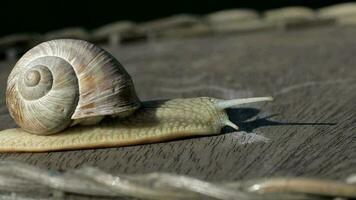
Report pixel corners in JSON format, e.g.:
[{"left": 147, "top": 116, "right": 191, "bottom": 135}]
[{"left": 0, "top": 26, "right": 354, "bottom": 187}]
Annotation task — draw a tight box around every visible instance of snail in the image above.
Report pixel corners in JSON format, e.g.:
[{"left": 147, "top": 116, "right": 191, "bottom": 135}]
[{"left": 0, "top": 39, "right": 273, "bottom": 152}]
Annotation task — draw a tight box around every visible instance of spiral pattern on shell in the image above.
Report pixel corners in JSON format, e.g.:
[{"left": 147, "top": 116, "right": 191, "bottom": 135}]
[{"left": 6, "top": 39, "right": 140, "bottom": 135}]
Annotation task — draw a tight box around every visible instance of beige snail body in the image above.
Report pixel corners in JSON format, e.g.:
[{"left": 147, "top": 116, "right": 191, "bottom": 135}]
[{"left": 0, "top": 39, "right": 272, "bottom": 152}]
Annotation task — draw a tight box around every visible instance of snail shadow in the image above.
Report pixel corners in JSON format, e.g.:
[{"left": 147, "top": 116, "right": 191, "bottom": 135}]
[
  {"left": 111, "top": 100, "right": 337, "bottom": 134},
  {"left": 224, "top": 108, "right": 337, "bottom": 134}
]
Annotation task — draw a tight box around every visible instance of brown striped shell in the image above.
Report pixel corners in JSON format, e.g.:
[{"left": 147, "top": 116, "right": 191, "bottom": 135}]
[{"left": 6, "top": 39, "right": 141, "bottom": 135}]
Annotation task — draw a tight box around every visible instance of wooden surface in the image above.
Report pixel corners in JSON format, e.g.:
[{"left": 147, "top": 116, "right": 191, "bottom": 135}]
[{"left": 0, "top": 26, "right": 355, "bottom": 184}]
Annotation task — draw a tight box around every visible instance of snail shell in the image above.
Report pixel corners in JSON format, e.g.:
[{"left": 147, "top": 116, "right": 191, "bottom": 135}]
[{"left": 6, "top": 39, "right": 140, "bottom": 135}]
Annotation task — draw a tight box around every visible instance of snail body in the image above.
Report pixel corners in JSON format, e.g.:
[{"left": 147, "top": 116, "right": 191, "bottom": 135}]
[{"left": 0, "top": 39, "right": 272, "bottom": 152}]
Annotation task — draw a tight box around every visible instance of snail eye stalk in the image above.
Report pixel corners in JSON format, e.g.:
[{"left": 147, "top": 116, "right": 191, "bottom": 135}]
[
  {"left": 215, "top": 96, "right": 273, "bottom": 131},
  {"left": 216, "top": 97, "right": 273, "bottom": 110}
]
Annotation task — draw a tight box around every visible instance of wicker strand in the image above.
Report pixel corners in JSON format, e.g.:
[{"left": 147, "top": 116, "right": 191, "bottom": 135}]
[{"left": 0, "top": 161, "right": 354, "bottom": 200}]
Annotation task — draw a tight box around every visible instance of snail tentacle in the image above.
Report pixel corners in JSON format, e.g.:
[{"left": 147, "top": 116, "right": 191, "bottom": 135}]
[
  {"left": 215, "top": 97, "right": 273, "bottom": 109},
  {"left": 215, "top": 96, "right": 273, "bottom": 130}
]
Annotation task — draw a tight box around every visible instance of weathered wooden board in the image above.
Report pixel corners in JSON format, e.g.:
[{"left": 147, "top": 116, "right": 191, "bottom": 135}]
[{"left": 0, "top": 26, "right": 354, "bottom": 185}]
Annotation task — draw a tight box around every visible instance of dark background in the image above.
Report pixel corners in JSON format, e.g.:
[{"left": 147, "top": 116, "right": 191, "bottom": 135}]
[{"left": 2, "top": 0, "right": 355, "bottom": 36}]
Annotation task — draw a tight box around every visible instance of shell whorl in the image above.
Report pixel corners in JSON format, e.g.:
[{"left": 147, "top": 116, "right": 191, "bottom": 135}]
[{"left": 6, "top": 39, "right": 140, "bottom": 135}]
